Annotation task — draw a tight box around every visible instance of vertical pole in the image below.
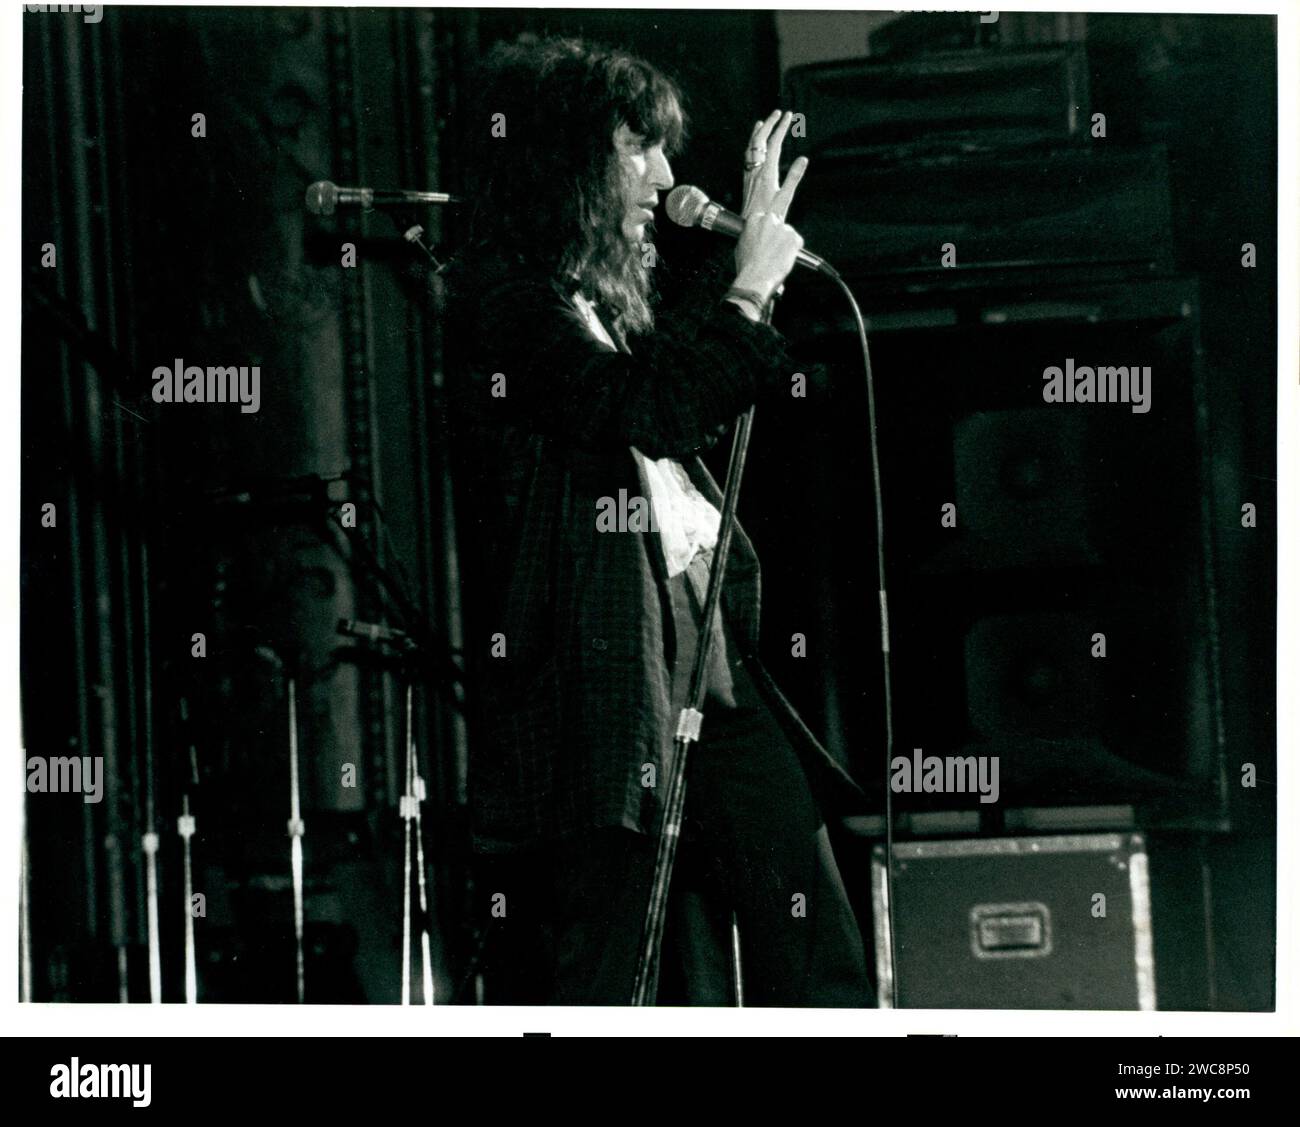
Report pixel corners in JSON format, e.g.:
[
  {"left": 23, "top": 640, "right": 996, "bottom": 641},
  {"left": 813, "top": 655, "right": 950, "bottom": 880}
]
[
  {"left": 179, "top": 794, "right": 197, "bottom": 1004},
  {"left": 143, "top": 829, "right": 161, "bottom": 1003},
  {"left": 729, "top": 912, "right": 744, "bottom": 1007},
  {"left": 288, "top": 678, "right": 306, "bottom": 1004},
  {"left": 20, "top": 801, "right": 32, "bottom": 1003},
  {"left": 400, "top": 683, "right": 413, "bottom": 1006}
]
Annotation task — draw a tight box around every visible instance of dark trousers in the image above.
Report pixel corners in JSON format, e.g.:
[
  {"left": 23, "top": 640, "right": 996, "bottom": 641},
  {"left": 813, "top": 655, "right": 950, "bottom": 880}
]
[{"left": 482, "top": 550, "right": 872, "bottom": 1006}]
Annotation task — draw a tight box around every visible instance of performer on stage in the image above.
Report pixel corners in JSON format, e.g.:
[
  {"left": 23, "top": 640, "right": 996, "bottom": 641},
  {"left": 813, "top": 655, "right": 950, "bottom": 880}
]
[{"left": 449, "top": 36, "right": 872, "bottom": 1006}]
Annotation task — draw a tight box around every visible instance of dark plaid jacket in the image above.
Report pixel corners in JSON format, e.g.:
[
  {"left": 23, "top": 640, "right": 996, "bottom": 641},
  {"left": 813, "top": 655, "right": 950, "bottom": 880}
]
[{"left": 452, "top": 261, "right": 866, "bottom": 853}]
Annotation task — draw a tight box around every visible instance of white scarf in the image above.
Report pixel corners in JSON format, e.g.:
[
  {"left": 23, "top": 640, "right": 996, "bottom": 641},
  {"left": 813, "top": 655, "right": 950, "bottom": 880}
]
[{"left": 572, "top": 292, "right": 721, "bottom": 578}]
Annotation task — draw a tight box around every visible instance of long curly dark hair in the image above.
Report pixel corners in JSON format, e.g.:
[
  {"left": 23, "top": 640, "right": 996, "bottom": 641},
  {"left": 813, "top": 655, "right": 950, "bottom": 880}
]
[{"left": 460, "top": 36, "right": 686, "bottom": 334}]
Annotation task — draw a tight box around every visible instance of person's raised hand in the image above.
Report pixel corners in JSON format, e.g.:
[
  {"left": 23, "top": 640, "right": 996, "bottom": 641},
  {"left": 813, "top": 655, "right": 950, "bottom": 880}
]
[{"left": 741, "top": 109, "right": 809, "bottom": 221}]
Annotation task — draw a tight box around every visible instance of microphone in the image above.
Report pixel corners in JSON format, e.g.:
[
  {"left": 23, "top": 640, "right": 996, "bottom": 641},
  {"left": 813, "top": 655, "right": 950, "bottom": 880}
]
[
  {"left": 305, "top": 180, "right": 459, "bottom": 216},
  {"left": 665, "top": 185, "right": 830, "bottom": 274}
]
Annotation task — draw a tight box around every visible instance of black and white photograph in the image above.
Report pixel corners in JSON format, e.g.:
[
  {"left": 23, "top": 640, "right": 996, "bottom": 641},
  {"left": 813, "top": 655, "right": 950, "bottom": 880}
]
[{"left": 8, "top": 0, "right": 1295, "bottom": 1082}]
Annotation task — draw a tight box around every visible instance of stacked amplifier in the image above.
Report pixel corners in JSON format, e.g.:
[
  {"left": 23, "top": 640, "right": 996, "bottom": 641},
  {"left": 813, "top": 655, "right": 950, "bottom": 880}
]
[
  {"left": 782, "top": 44, "right": 1226, "bottom": 1008},
  {"left": 784, "top": 45, "right": 1174, "bottom": 288}
]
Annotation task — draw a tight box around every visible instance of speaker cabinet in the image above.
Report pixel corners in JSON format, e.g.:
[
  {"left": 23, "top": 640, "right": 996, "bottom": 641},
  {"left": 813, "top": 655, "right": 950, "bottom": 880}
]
[
  {"left": 785, "top": 46, "right": 1091, "bottom": 160},
  {"left": 786, "top": 276, "right": 1226, "bottom": 824}
]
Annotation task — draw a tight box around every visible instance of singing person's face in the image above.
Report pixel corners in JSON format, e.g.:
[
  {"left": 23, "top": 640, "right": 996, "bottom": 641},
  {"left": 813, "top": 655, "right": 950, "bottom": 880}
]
[{"left": 613, "top": 123, "right": 674, "bottom": 244}]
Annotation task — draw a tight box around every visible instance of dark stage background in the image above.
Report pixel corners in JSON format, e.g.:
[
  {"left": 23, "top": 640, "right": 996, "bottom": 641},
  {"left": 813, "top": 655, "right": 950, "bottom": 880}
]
[{"left": 20, "top": 7, "right": 1276, "bottom": 1009}]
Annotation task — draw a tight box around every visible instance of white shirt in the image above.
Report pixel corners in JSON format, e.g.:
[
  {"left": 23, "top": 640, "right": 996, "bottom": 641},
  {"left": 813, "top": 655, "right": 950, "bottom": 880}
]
[{"left": 572, "top": 291, "right": 721, "bottom": 578}]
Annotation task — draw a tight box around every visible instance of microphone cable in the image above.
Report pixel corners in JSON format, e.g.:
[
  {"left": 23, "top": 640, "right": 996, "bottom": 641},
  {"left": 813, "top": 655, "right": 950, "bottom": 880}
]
[{"left": 823, "top": 264, "right": 900, "bottom": 1010}]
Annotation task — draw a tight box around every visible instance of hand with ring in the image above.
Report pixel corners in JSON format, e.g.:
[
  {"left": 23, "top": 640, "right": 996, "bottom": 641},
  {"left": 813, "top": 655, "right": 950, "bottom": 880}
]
[{"left": 741, "top": 109, "right": 808, "bottom": 220}]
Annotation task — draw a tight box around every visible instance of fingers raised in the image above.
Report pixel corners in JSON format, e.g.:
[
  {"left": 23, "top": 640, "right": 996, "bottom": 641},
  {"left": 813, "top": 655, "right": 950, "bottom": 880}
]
[
  {"left": 767, "top": 110, "right": 795, "bottom": 168},
  {"left": 770, "top": 155, "right": 809, "bottom": 219},
  {"left": 749, "top": 109, "right": 781, "bottom": 153}
]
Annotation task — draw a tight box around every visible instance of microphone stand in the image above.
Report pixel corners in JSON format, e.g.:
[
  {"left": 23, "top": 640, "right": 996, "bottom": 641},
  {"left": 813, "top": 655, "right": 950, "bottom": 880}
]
[
  {"left": 178, "top": 794, "right": 198, "bottom": 1004},
  {"left": 177, "top": 697, "right": 200, "bottom": 1003},
  {"left": 630, "top": 295, "right": 775, "bottom": 1007},
  {"left": 287, "top": 677, "right": 306, "bottom": 1004},
  {"left": 399, "top": 682, "right": 436, "bottom": 1005},
  {"left": 333, "top": 622, "right": 444, "bottom": 1006}
]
